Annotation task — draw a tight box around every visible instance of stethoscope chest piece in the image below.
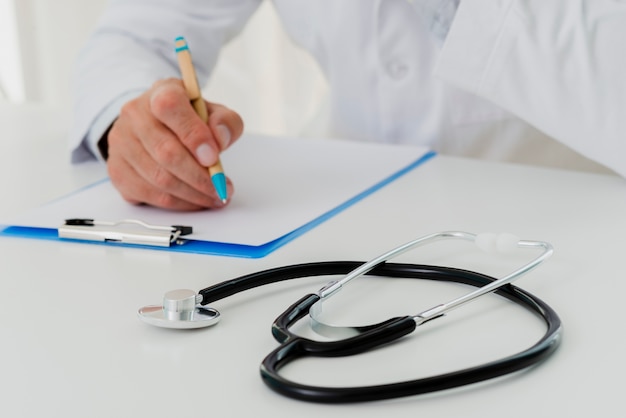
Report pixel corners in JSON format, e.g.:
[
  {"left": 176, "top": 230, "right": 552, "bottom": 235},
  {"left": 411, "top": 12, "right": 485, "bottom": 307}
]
[{"left": 137, "top": 289, "right": 220, "bottom": 329}]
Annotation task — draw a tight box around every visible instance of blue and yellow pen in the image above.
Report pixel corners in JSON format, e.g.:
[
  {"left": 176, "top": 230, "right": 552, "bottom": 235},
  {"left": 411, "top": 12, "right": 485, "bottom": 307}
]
[{"left": 175, "top": 36, "right": 228, "bottom": 204}]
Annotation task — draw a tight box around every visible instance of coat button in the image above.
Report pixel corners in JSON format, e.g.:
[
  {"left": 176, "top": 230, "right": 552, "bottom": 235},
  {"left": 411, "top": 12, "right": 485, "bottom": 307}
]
[{"left": 386, "top": 60, "right": 409, "bottom": 79}]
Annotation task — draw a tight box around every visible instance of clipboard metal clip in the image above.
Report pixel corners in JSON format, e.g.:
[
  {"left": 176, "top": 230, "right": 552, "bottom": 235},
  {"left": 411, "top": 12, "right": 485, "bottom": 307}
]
[{"left": 59, "top": 218, "right": 193, "bottom": 247}]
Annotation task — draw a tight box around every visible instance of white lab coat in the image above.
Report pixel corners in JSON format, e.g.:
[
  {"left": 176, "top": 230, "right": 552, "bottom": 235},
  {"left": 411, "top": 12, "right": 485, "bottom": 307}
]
[{"left": 71, "top": 0, "right": 626, "bottom": 176}]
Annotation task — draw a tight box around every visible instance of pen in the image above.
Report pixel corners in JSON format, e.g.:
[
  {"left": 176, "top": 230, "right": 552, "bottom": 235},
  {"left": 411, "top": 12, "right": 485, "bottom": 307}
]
[{"left": 174, "top": 36, "right": 228, "bottom": 204}]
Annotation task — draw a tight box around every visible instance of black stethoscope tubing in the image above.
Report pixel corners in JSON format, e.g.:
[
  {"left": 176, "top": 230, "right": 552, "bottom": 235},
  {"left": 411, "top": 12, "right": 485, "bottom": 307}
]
[{"left": 196, "top": 261, "right": 562, "bottom": 403}]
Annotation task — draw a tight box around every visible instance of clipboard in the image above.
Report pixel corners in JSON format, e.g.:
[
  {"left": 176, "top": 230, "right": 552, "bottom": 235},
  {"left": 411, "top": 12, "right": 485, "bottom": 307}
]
[{"left": 0, "top": 135, "right": 435, "bottom": 258}]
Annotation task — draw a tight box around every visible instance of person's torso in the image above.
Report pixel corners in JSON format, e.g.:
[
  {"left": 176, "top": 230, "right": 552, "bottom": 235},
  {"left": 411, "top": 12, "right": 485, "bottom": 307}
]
[{"left": 270, "top": 0, "right": 611, "bottom": 173}]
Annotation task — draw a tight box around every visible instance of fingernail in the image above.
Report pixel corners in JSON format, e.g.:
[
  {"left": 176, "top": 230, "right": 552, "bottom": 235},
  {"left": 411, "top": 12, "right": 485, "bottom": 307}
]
[
  {"left": 216, "top": 124, "right": 231, "bottom": 149},
  {"left": 196, "top": 143, "right": 215, "bottom": 167},
  {"left": 213, "top": 198, "right": 227, "bottom": 207}
]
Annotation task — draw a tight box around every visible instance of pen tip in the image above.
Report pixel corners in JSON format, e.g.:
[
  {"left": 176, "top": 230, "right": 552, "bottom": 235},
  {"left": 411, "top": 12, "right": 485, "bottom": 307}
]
[{"left": 221, "top": 199, "right": 227, "bottom": 205}]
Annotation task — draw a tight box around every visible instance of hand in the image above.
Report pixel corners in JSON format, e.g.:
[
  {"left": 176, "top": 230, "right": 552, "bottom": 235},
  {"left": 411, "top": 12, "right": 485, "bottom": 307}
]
[{"left": 104, "top": 78, "right": 244, "bottom": 211}]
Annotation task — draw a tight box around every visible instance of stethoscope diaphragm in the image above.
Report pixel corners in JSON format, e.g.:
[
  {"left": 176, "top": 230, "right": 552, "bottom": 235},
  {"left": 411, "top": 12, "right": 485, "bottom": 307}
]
[{"left": 138, "top": 289, "right": 220, "bottom": 329}]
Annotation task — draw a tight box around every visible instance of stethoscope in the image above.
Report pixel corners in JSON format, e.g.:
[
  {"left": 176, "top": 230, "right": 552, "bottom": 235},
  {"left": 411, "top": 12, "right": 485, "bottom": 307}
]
[{"left": 138, "top": 231, "right": 562, "bottom": 403}]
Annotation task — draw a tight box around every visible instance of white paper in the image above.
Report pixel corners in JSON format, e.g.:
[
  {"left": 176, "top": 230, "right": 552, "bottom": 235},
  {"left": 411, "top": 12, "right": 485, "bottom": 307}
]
[{"left": 7, "top": 135, "right": 430, "bottom": 246}]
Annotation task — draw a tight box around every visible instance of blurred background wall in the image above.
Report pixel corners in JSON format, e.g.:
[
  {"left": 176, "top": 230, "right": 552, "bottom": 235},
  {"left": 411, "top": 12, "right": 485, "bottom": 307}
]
[{"left": 0, "top": 0, "right": 328, "bottom": 137}]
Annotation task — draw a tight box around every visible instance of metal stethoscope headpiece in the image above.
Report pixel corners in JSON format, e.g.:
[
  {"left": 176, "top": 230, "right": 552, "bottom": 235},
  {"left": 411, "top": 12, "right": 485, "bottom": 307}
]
[{"left": 310, "top": 230, "right": 552, "bottom": 337}]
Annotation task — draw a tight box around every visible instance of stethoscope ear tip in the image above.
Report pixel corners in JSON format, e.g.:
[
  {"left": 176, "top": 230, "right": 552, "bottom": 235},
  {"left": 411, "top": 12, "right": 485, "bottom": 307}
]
[{"left": 137, "top": 289, "right": 220, "bottom": 329}]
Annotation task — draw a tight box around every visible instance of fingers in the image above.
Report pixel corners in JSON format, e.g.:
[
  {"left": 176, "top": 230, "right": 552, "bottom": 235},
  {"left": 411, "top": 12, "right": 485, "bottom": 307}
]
[
  {"left": 107, "top": 117, "right": 233, "bottom": 210},
  {"left": 104, "top": 80, "right": 241, "bottom": 211},
  {"left": 149, "top": 79, "right": 243, "bottom": 165},
  {"left": 206, "top": 101, "right": 245, "bottom": 151},
  {"left": 108, "top": 151, "right": 213, "bottom": 211}
]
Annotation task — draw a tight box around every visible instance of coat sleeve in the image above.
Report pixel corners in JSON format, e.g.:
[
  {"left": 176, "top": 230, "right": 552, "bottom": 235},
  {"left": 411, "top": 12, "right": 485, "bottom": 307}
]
[
  {"left": 435, "top": 0, "right": 626, "bottom": 176},
  {"left": 69, "top": 0, "right": 261, "bottom": 162}
]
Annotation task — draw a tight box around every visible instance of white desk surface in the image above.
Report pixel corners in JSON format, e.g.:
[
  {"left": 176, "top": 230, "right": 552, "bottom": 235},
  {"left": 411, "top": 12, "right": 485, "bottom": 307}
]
[{"left": 1, "top": 103, "right": 625, "bottom": 417}]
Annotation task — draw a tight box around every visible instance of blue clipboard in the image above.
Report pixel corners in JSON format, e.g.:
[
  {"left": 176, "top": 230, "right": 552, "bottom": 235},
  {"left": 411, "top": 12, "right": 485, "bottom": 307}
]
[{"left": 1, "top": 136, "right": 435, "bottom": 258}]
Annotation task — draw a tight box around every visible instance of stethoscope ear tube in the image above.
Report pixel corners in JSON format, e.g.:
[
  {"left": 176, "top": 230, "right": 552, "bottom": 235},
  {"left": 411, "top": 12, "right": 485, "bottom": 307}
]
[
  {"left": 259, "top": 264, "right": 562, "bottom": 403},
  {"left": 261, "top": 316, "right": 418, "bottom": 403},
  {"left": 198, "top": 262, "right": 366, "bottom": 305}
]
